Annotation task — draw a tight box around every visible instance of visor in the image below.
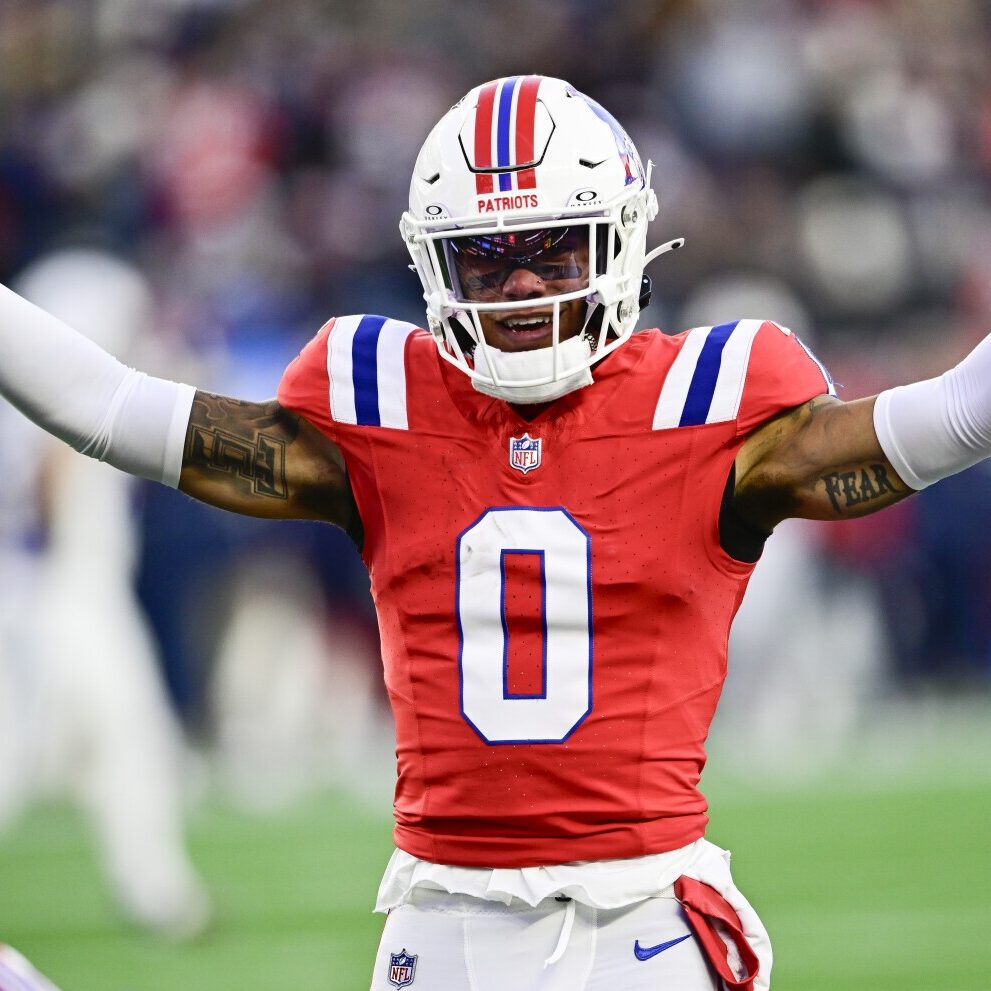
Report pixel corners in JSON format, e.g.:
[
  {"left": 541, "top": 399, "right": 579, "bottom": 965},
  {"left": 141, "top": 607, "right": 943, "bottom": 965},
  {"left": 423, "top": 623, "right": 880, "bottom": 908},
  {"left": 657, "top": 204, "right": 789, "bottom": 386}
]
[{"left": 446, "top": 226, "right": 590, "bottom": 302}]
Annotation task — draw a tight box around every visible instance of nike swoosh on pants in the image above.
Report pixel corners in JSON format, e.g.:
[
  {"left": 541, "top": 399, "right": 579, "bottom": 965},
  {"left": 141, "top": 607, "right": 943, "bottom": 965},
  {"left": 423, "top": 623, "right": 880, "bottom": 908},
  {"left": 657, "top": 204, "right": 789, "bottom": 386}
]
[{"left": 633, "top": 934, "right": 692, "bottom": 960}]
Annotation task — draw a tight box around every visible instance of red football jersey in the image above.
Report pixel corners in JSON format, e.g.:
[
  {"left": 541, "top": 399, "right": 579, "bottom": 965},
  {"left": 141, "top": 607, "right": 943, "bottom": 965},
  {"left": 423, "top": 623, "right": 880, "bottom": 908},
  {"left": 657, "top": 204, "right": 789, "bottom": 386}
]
[{"left": 278, "top": 316, "right": 832, "bottom": 867}]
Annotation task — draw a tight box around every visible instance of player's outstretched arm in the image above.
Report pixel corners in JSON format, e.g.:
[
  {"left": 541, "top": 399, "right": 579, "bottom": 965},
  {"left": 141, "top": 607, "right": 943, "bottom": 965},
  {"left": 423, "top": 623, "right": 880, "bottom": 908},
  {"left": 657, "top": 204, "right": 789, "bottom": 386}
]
[
  {"left": 733, "top": 394, "right": 910, "bottom": 530},
  {"left": 178, "top": 392, "right": 358, "bottom": 529},
  {"left": 0, "top": 282, "right": 357, "bottom": 531},
  {"left": 735, "top": 331, "right": 991, "bottom": 531}
]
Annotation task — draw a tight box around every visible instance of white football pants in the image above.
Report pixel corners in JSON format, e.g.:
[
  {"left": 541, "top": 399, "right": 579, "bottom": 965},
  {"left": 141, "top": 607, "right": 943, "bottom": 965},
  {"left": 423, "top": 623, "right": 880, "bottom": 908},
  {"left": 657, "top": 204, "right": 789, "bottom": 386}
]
[{"left": 371, "top": 886, "right": 735, "bottom": 991}]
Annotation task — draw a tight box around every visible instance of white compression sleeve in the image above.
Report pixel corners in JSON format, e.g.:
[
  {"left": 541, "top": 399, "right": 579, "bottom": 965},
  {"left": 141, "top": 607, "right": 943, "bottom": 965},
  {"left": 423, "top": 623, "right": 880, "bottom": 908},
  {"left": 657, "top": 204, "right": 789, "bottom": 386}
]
[
  {"left": 0, "top": 283, "right": 195, "bottom": 487},
  {"left": 873, "top": 333, "right": 991, "bottom": 490}
]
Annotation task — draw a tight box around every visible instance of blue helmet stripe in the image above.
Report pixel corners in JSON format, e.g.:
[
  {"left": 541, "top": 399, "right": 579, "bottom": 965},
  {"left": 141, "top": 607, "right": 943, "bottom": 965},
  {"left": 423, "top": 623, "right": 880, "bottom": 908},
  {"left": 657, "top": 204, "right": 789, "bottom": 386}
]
[{"left": 497, "top": 76, "right": 519, "bottom": 190}]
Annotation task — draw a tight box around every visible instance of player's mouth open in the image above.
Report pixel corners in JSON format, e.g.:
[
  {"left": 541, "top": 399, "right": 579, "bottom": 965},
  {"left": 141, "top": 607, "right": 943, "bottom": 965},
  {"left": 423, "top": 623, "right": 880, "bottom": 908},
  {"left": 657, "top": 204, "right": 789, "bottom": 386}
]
[{"left": 497, "top": 314, "right": 554, "bottom": 342}]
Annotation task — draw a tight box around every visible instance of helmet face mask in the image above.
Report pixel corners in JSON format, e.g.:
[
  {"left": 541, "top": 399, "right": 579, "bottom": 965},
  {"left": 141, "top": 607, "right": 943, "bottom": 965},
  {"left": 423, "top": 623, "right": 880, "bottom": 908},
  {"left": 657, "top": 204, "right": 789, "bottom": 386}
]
[{"left": 401, "top": 75, "right": 673, "bottom": 403}]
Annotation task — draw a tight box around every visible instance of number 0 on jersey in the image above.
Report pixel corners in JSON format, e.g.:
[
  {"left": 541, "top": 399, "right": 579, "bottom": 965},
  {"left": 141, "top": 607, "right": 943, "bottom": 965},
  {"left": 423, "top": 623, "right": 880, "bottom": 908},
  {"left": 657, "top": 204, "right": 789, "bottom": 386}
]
[{"left": 456, "top": 507, "right": 593, "bottom": 743}]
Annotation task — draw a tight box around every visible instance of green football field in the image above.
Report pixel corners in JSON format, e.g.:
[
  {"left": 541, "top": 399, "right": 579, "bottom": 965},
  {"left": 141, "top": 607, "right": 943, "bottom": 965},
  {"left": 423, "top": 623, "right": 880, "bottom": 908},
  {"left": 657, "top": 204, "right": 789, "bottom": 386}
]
[{"left": 1, "top": 739, "right": 989, "bottom": 991}]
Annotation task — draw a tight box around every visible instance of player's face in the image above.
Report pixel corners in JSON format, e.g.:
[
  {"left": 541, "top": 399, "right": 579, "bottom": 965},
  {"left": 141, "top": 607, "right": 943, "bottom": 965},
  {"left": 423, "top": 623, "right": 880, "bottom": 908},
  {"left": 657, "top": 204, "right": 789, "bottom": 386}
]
[{"left": 449, "top": 228, "right": 588, "bottom": 353}]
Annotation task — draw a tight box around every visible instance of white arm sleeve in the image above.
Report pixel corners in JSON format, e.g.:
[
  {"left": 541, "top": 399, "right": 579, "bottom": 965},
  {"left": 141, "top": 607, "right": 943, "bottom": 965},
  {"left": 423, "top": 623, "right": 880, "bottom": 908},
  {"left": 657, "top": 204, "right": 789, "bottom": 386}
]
[
  {"left": 873, "top": 332, "right": 991, "bottom": 490},
  {"left": 0, "top": 283, "right": 196, "bottom": 488}
]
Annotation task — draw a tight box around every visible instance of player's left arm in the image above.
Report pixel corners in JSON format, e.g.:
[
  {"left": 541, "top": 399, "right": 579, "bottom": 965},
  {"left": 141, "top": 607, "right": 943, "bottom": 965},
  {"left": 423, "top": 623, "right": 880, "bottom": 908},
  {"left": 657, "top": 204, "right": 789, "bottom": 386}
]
[
  {"left": 733, "top": 394, "right": 907, "bottom": 531},
  {"left": 734, "top": 331, "right": 991, "bottom": 531}
]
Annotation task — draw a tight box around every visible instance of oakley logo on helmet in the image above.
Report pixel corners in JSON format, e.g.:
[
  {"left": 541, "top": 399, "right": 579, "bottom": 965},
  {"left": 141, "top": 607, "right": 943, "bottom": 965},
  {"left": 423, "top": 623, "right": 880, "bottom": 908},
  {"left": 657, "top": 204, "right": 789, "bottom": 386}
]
[{"left": 569, "top": 188, "right": 602, "bottom": 208}]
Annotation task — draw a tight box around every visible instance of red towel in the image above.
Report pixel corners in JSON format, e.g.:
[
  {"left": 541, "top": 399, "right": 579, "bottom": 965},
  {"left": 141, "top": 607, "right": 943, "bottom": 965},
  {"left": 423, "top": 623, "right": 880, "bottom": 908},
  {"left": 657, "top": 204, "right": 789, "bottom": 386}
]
[{"left": 674, "top": 876, "right": 761, "bottom": 991}]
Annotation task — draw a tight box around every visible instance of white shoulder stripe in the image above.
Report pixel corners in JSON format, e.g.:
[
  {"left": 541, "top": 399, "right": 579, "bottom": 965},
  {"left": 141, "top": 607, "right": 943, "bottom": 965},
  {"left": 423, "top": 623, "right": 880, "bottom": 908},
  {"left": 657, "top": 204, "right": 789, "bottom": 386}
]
[
  {"left": 327, "top": 315, "right": 416, "bottom": 428},
  {"left": 327, "top": 315, "right": 361, "bottom": 426},
  {"left": 651, "top": 325, "right": 713, "bottom": 430},
  {"left": 705, "top": 318, "right": 764, "bottom": 423},
  {"left": 376, "top": 319, "right": 416, "bottom": 429}
]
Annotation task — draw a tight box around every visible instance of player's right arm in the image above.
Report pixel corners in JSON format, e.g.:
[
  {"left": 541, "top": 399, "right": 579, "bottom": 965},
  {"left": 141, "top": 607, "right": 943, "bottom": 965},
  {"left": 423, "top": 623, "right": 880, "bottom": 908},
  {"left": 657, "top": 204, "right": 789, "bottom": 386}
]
[
  {"left": 178, "top": 392, "right": 359, "bottom": 531},
  {"left": 0, "top": 282, "right": 358, "bottom": 534}
]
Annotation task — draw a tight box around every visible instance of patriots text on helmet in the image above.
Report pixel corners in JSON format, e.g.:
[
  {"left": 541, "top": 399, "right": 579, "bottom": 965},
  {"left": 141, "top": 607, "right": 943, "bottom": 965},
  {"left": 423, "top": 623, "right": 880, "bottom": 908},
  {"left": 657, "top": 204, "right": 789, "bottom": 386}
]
[{"left": 476, "top": 193, "right": 540, "bottom": 213}]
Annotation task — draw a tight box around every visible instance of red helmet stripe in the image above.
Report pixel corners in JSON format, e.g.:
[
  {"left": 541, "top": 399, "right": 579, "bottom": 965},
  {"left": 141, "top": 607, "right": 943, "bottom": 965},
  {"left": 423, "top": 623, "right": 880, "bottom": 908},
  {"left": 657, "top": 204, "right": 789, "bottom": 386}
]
[
  {"left": 474, "top": 81, "right": 499, "bottom": 194},
  {"left": 514, "top": 76, "right": 541, "bottom": 190}
]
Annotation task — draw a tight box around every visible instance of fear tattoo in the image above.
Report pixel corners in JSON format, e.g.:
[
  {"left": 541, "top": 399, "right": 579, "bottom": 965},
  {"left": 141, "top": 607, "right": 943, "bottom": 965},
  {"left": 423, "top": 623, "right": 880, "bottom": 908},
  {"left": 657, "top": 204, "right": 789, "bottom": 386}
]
[
  {"left": 185, "top": 395, "right": 296, "bottom": 499},
  {"left": 822, "top": 463, "right": 896, "bottom": 513}
]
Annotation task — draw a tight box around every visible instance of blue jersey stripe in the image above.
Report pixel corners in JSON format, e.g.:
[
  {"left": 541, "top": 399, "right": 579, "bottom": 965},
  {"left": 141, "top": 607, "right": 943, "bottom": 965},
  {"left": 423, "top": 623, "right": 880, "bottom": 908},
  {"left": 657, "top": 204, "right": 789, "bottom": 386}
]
[
  {"left": 679, "top": 321, "right": 739, "bottom": 427},
  {"left": 351, "top": 314, "right": 387, "bottom": 426}
]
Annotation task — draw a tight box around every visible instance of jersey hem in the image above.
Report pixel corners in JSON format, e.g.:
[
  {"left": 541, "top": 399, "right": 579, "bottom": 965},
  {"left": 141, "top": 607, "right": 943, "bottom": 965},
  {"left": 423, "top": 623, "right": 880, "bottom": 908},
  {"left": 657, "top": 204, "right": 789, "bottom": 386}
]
[{"left": 392, "top": 818, "right": 708, "bottom": 870}]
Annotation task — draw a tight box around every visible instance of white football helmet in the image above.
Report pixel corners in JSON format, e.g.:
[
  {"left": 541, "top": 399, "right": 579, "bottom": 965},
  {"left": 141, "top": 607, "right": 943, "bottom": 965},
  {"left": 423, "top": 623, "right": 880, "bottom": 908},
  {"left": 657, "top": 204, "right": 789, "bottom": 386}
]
[{"left": 401, "top": 75, "right": 683, "bottom": 403}]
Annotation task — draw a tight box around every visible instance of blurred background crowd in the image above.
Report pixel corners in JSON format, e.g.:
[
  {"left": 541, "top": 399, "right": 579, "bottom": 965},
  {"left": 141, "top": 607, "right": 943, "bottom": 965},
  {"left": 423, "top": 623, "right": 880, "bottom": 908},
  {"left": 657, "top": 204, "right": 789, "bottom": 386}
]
[{"left": 1, "top": 0, "right": 991, "bottom": 940}]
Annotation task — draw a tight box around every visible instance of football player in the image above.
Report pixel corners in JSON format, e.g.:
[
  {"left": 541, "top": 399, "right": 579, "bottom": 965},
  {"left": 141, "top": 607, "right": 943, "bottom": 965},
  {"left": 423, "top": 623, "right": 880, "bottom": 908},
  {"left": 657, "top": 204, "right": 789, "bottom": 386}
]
[{"left": 2, "top": 76, "right": 990, "bottom": 990}]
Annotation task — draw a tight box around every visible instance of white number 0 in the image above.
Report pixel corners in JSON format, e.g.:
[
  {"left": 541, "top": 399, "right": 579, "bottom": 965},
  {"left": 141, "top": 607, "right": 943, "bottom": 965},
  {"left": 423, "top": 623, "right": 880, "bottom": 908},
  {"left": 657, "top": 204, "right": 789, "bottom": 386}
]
[{"left": 456, "top": 507, "right": 593, "bottom": 744}]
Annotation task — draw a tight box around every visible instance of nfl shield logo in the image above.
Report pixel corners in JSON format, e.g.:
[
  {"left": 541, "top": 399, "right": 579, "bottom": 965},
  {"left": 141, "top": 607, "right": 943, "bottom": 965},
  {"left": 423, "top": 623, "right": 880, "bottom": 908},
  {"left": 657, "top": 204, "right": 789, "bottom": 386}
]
[
  {"left": 509, "top": 433, "right": 542, "bottom": 474},
  {"left": 388, "top": 949, "right": 417, "bottom": 988}
]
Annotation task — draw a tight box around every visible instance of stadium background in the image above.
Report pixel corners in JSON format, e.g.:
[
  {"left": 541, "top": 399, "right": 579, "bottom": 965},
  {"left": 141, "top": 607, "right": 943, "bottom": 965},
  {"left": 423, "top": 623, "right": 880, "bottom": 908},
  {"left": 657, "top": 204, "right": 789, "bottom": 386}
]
[{"left": 1, "top": 0, "right": 990, "bottom": 988}]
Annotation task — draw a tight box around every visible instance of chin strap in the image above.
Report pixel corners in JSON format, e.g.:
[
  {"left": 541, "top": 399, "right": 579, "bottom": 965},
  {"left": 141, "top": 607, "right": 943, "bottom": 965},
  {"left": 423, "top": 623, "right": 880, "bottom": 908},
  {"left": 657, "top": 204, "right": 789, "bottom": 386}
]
[{"left": 471, "top": 335, "right": 594, "bottom": 404}]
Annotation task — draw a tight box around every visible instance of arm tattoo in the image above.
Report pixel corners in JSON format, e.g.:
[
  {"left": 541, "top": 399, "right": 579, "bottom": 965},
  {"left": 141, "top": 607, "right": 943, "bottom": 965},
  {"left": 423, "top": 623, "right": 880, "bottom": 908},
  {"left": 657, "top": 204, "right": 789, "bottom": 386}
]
[
  {"left": 185, "top": 395, "right": 297, "bottom": 500},
  {"left": 821, "top": 463, "right": 896, "bottom": 513}
]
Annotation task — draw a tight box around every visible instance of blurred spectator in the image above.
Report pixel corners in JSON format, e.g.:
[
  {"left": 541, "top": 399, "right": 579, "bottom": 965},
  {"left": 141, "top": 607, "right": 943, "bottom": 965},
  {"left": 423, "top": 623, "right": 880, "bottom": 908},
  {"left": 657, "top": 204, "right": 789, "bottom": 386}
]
[{"left": 0, "top": 249, "right": 211, "bottom": 937}]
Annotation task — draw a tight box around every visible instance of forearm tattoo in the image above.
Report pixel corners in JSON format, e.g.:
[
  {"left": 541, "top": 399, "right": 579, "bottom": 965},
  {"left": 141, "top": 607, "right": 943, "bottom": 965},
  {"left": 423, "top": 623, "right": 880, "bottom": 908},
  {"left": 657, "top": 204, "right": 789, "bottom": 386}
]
[
  {"left": 821, "top": 462, "right": 896, "bottom": 513},
  {"left": 185, "top": 394, "right": 296, "bottom": 499}
]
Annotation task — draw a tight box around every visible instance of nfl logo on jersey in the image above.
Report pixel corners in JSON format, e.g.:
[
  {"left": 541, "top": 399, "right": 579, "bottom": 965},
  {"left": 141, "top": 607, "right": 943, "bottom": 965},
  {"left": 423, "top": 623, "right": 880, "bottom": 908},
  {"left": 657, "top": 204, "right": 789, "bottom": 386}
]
[
  {"left": 509, "top": 433, "right": 542, "bottom": 474},
  {"left": 388, "top": 949, "right": 417, "bottom": 988}
]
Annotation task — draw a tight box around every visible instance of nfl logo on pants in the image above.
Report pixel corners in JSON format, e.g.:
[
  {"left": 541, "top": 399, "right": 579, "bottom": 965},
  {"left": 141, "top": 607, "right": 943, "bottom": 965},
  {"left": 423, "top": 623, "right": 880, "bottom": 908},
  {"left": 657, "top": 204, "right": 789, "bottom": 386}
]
[
  {"left": 388, "top": 949, "right": 417, "bottom": 988},
  {"left": 509, "top": 433, "right": 542, "bottom": 474}
]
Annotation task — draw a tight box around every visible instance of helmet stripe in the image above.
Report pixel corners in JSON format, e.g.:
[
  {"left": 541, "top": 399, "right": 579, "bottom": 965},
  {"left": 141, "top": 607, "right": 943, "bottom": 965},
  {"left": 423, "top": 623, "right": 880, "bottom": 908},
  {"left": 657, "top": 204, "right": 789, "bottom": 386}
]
[
  {"left": 474, "top": 75, "right": 542, "bottom": 195},
  {"left": 515, "top": 75, "right": 541, "bottom": 189},
  {"left": 474, "top": 81, "right": 499, "bottom": 194},
  {"left": 496, "top": 76, "right": 519, "bottom": 191}
]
